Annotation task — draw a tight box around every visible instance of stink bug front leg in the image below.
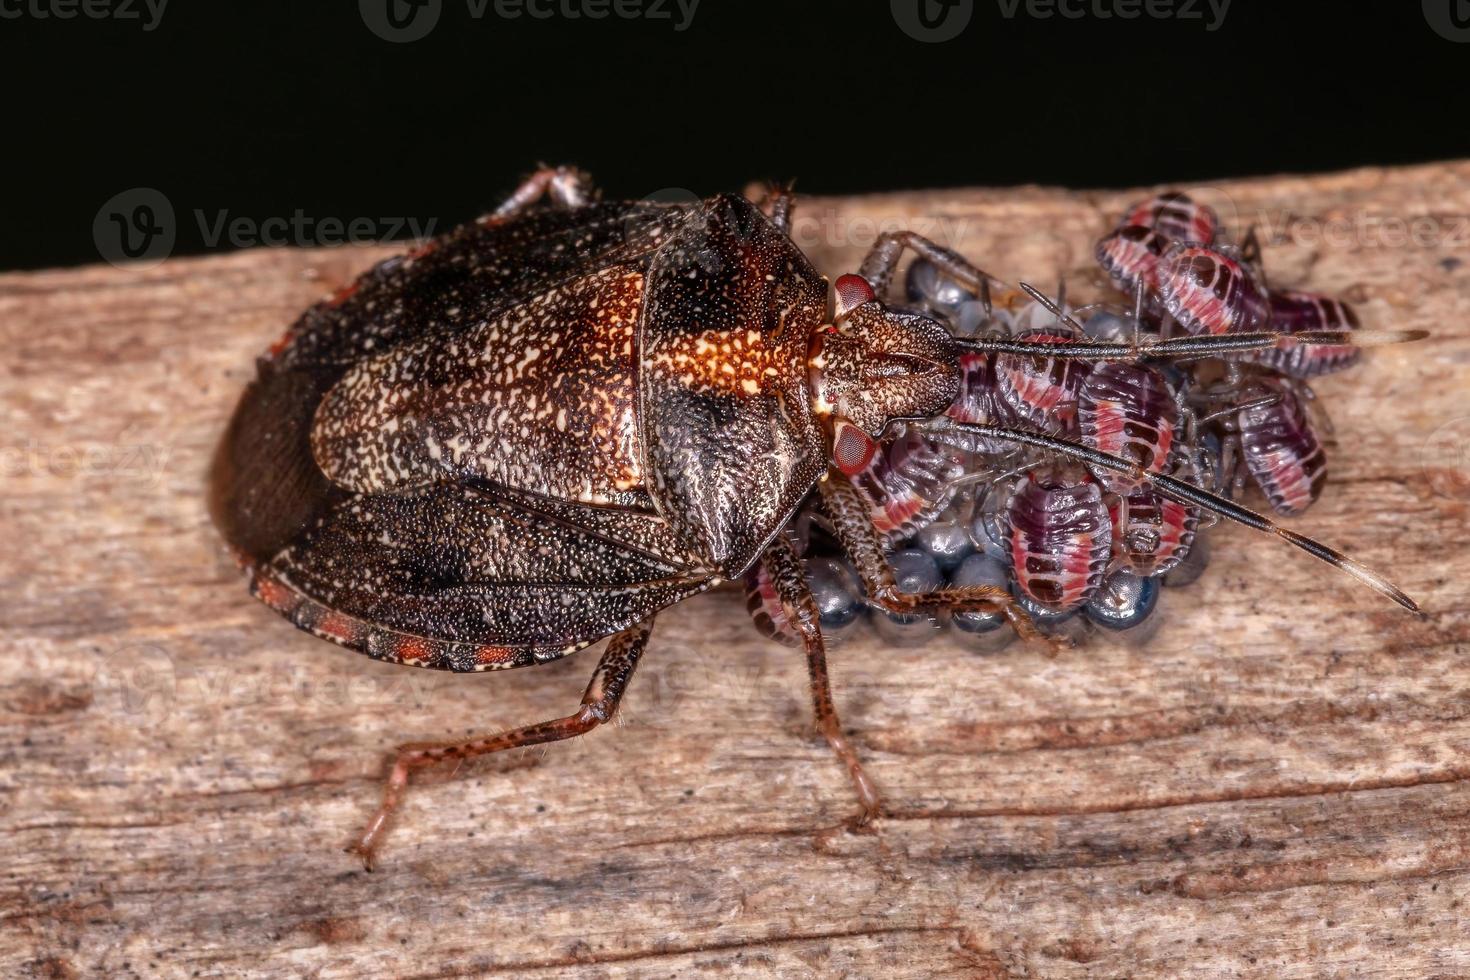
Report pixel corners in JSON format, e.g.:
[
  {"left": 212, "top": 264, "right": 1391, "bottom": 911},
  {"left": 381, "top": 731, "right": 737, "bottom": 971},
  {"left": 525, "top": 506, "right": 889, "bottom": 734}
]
[
  {"left": 817, "top": 468, "right": 1053, "bottom": 648},
  {"left": 859, "top": 231, "right": 1001, "bottom": 315},
  {"left": 349, "top": 619, "right": 654, "bottom": 870}
]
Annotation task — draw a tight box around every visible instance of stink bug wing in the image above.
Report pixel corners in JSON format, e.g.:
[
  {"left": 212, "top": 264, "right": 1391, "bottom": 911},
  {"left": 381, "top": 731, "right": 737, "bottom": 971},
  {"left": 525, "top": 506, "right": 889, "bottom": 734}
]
[
  {"left": 263, "top": 482, "right": 713, "bottom": 670},
  {"left": 213, "top": 201, "right": 696, "bottom": 565},
  {"left": 276, "top": 201, "right": 692, "bottom": 371},
  {"left": 310, "top": 263, "right": 655, "bottom": 509},
  {"left": 638, "top": 194, "right": 830, "bottom": 578}
]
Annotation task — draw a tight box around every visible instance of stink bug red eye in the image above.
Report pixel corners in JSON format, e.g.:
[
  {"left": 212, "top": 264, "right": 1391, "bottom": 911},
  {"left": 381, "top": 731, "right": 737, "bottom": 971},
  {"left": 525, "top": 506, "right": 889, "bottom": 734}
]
[
  {"left": 832, "top": 419, "right": 878, "bottom": 475},
  {"left": 833, "top": 273, "right": 876, "bottom": 322}
]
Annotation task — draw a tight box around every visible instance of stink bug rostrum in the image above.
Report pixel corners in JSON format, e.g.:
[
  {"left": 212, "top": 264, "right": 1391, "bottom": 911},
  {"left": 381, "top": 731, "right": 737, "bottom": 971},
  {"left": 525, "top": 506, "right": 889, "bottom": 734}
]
[{"left": 210, "top": 168, "right": 1423, "bottom": 867}]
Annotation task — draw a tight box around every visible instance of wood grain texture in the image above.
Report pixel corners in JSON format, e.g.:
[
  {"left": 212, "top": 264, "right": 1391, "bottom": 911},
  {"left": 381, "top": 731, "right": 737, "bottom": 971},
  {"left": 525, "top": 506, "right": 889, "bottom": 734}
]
[{"left": 3, "top": 162, "right": 1469, "bottom": 978}]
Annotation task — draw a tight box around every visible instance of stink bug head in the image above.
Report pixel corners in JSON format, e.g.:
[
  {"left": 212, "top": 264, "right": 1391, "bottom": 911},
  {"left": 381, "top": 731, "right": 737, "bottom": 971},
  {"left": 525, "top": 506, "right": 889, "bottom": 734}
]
[{"left": 810, "top": 273, "right": 962, "bottom": 436}]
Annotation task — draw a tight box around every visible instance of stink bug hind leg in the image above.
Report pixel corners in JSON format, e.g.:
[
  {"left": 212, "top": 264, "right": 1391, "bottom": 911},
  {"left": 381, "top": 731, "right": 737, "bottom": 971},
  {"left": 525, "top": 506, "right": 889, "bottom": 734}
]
[{"left": 348, "top": 620, "right": 653, "bottom": 870}]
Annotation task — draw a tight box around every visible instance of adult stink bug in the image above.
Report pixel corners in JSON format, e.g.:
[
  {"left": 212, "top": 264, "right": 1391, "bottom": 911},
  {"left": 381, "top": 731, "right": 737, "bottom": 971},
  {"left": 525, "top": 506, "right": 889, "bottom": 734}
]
[{"left": 210, "top": 168, "right": 1421, "bottom": 867}]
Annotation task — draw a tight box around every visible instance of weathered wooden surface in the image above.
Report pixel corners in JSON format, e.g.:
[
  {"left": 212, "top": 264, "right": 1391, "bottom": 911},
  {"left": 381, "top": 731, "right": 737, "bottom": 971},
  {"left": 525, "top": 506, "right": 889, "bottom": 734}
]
[{"left": 3, "top": 162, "right": 1469, "bottom": 978}]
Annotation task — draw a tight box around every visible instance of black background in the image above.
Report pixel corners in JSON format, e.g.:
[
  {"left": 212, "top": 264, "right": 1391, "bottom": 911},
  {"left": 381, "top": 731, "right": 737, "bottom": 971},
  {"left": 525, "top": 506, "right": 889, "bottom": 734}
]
[{"left": 4, "top": 0, "right": 1466, "bottom": 270}]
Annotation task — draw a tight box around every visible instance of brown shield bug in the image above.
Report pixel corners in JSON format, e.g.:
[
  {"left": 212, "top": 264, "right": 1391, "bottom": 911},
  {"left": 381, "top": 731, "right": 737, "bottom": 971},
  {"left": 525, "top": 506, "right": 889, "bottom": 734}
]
[{"left": 210, "top": 167, "right": 1422, "bottom": 867}]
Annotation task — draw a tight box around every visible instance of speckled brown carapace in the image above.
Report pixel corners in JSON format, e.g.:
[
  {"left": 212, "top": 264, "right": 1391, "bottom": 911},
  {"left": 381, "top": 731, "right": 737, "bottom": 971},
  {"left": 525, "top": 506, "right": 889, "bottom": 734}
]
[
  {"left": 211, "top": 191, "right": 833, "bottom": 671},
  {"left": 311, "top": 266, "right": 650, "bottom": 505}
]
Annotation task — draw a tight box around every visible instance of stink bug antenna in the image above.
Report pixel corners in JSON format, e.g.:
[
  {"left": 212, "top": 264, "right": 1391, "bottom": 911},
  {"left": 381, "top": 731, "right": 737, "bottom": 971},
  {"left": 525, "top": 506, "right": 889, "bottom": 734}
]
[
  {"left": 1131, "top": 277, "right": 1146, "bottom": 348},
  {"left": 925, "top": 418, "right": 1420, "bottom": 613},
  {"left": 1018, "top": 281, "right": 1088, "bottom": 334},
  {"left": 952, "top": 293, "right": 1428, "bottom": 362}
]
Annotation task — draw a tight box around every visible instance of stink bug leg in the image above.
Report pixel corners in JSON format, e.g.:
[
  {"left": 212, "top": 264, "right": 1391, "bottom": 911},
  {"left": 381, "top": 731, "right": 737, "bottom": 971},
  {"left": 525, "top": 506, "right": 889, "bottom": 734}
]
[
  {"left": 349, "top": 619, "right": 654, "bottom": 870},
  {"left": 759, "top": 531, "right": 881, "bottom": 821},
  {"left": 817, "top": 467, "right": 1052, "bottom": 648},
  {"left": 859, "top": 231, "right": 1001, "bottom": 315},
  {"left": 485, "top": 164, "right": 597, "bottom": 223},
  {"left": 759, "top": 179, "right": 797, "bottom": 234}
]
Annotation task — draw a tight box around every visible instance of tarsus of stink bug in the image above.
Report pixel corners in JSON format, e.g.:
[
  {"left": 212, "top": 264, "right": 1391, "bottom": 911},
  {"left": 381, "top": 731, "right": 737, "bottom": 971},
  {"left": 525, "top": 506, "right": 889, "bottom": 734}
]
[{"left": 924, "top": 417, "right": 1420, "bottom": 613}]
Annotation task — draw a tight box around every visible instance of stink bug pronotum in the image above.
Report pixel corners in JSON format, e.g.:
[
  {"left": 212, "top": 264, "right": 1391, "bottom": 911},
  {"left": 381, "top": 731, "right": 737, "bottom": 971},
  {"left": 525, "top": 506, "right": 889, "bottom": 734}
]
[{"left": 210, "top": 168, "right": 1423, "bottom": 867}]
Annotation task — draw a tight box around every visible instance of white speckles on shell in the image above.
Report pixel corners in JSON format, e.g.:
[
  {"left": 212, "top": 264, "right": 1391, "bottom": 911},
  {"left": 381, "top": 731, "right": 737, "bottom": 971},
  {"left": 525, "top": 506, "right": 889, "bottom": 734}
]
[{"left": 310, "top": 267, "right": 648, "bottom": 506}]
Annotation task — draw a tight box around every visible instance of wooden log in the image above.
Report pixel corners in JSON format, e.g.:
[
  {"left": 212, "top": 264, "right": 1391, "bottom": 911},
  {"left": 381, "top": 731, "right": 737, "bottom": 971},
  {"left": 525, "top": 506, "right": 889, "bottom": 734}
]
[{"left": 2, "top": 162, "right": 1468, "bottom": 978}]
